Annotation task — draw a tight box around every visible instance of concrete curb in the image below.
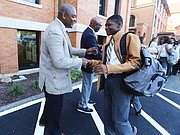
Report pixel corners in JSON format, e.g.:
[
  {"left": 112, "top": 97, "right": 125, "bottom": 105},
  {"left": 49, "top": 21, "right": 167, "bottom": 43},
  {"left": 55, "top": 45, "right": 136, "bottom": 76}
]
[
  {"left": 0, "top": 93, "right": 45, "bottom": 113},
  {"left": 0, "top": 80, "right": 83, "bottom": 113}
]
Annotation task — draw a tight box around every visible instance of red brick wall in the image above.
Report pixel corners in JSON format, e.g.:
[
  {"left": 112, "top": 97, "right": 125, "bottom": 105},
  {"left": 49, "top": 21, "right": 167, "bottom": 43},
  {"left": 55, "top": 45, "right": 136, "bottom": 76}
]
[
  {"left": 0, "top": 28, "right": 18, "bottom": 73},
  {"left": 0, "top": 0, "right": 57, "bottom": 23},
  {"left": 0, "top": 0, "right": 131, "bottom": 74},
  {"left": 68, "top": 32, "right": 82, "bottom": 48}
]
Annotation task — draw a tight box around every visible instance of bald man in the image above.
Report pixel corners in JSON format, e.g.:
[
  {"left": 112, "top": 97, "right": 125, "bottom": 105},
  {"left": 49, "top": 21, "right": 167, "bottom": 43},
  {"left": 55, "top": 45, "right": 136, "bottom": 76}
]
[
  {"left": 39, "top": 4, "right": 97, "bottom": 135},
  {"left": 77, "top": 18, "right": 102, "bottom": 113}
]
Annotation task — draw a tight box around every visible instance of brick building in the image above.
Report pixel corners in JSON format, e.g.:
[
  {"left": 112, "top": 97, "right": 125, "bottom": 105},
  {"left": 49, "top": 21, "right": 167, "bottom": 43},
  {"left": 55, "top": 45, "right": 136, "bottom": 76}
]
[
  {"left": 129, "top": 0, "right": 170, "bottom": 45},
  {"left": 0, "top": 0, "right": 131, "bottom": 75}
]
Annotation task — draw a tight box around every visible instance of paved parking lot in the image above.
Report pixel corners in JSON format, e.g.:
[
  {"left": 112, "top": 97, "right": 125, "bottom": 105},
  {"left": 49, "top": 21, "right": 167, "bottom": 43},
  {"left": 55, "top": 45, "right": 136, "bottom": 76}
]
[{"left": 0, "top": 75, "right": 179, "bottom": 135}]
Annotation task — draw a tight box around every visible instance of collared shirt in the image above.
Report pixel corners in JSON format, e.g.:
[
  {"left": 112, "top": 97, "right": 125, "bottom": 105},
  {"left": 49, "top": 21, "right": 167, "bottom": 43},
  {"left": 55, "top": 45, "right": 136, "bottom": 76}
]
[
  {"left": 88, "top": 26, "right": 95, "bottom": 35},
  {"left": 56, "top": 18, "right": 66, "bottom": 31},
  {"left": 107, "top": 34, "right": 121, "bottom": 65},
  {"left": 109, "top": 43, "right": 121, "bottom": 65}
]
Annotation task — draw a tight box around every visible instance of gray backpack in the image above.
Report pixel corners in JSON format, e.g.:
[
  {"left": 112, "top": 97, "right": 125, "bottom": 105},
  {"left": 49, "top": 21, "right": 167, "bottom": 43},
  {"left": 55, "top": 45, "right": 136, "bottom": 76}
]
[{"left": 120, "top": 33, "right": 167, "bottom": 97}]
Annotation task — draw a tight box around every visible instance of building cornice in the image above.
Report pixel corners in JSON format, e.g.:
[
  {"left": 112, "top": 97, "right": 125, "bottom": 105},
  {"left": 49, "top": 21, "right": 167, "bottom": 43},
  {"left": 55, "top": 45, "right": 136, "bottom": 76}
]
[
  {"left": 0, "top": 16, "right": 48, "bottom": 31},
  {"left": 0, "top": 17, "right": 107, "bottom": 36}
]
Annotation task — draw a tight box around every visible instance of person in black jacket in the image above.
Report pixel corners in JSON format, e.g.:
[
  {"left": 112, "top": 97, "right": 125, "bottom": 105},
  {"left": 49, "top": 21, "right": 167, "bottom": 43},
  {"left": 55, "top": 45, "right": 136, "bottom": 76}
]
[{"left": 77, "top": 18, "right": 102, "bottom": 113}]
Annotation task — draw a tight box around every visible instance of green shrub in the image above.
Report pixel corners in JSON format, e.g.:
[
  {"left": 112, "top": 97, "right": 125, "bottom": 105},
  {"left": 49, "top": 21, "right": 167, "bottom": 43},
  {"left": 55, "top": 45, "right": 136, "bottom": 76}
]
[
  {"left": 33, "top": 80, "right": 39, "bottom": 89},
  {"left": 71, "top": 70, "right": 82, "bottom": 83},
  {"left": 9, "top": 83, "right": 25, "bottom": 97}
]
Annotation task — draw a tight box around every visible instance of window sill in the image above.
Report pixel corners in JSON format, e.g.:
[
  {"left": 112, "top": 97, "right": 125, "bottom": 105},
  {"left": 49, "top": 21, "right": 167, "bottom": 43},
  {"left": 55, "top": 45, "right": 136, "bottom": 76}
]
[
  {"left": 8, "top": 0, "right": 42, "bottom": 9},
  {"left": 97, "top": 14, "right": 108, "bottom": 20}
]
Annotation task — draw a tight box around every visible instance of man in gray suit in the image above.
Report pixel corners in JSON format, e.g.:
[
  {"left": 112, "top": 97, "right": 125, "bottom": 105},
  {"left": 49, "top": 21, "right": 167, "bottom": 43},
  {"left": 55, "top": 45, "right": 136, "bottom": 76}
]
[{"left": 39, "top": 4, "right": 97, "bottom": 135}]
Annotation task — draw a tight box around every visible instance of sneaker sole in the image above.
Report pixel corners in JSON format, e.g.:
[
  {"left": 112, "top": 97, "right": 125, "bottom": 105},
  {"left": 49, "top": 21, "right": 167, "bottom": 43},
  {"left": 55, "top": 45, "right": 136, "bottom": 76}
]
[
  {"left": 88, "top": 102, "right": 96, "bottom": 105},
  {"left": 77, "top": 108, "right": 93, "bottom": 114}
]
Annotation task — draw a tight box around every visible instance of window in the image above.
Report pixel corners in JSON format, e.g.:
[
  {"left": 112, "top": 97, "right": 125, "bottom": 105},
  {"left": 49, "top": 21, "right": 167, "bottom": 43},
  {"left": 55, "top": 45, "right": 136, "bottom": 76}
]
[
  {"left": 129, "top": 15, "right": 136, "bottom": 27},
  {"left": 137, "top": 31, "right": 141, "bottom": 36},
  {"left": 154, "top": 15, "right": 157, "bottom": 28},
  {"left": 114, "top": 0, "right": 120, "bottom": 15},
  {"left": 131, "top": 0, "right": 137, "bottom": 7},
  {"left": 23, "top": 0, "right": 40, "bottom": 4},
  {"left": 98, "top": 0, "right": 106, "bottom": 16},
  {"left": 157, "top": 0, "right": 159, "bottom": 8},
  {"left": 157, "top": 19, "right": 160, "bottom": 29},
  {"left": 160, "top": 4, "right": 162, "bottom": 12},
  {"left": 17, "top": 30, "right": 39, "bottom": 70},
  {"left": 97, "top": 35, "right": 106, "bottom": 45}
]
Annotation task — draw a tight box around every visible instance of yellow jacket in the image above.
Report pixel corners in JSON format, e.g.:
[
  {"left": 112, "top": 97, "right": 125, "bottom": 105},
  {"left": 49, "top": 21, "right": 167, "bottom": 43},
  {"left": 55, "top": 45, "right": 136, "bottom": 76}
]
[{"left": 92, "top": 30, "right": 142, "bottom": 91}]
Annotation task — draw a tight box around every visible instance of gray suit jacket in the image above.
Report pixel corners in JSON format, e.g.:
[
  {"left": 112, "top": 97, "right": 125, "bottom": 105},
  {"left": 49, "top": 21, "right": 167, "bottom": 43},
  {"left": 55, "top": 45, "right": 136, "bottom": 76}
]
[{"left": 39, "top": 18, "right": 86, "bottom": 95}]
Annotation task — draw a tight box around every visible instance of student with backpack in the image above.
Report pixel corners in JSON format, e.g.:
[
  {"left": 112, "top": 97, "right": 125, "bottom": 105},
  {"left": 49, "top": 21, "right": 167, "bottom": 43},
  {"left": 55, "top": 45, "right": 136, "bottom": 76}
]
[{"left": 89, "top": 15, "right": 141, "bottom": 135}]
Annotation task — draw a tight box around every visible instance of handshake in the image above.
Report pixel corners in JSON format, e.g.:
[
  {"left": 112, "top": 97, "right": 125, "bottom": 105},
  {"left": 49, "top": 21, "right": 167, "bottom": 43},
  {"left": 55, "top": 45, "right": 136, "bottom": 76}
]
[
  {"left": 82, "top": 58, "right": 107, "bottom": 75},
  {"left": 82, "top": 58, "right": 92, "bottom": 68},
  {"left": 81, "top": 47, "right": 107, "bottom": 75},
  {"left": 81, "top": 47, "right": 97, "bottom": 68}
]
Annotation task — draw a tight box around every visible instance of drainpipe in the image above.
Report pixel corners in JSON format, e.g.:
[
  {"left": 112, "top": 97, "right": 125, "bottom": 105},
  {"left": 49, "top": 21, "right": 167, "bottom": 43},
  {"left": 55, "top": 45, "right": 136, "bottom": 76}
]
[{"left": 151, "top": 3, "right": 156, "bottom": 39}]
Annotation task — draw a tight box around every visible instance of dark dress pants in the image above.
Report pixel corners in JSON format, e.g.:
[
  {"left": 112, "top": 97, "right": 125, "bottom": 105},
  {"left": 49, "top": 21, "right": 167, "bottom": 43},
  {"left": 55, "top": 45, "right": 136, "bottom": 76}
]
[
  {"left": 104, "top": 75, "right": 134, "bottom": 135},
  {"left": 172, "top": 59, "right": 180, "bottom": 75},
  {"left": 40, "top": 87, "right": 64, "bottom": 135}
]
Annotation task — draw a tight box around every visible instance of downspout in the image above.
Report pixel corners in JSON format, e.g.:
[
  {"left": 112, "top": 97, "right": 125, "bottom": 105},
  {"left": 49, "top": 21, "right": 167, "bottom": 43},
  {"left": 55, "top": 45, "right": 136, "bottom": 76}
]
[
  {"left": 151, "top": 3, "right": 156, "bottom": 39},
  {"left": 125, "top": 0, "right": 131, "bottom": 32}
]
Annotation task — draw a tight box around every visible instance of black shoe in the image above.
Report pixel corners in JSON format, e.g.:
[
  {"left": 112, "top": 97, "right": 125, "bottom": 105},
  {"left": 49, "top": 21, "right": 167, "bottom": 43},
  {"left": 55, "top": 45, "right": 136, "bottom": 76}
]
[
  {"left": 77, "top": 106, "right": 93, "bottom": 114},
  {"left": 88, "top": 99, "right": 96, "bottom": 105},
  {"left": 39, "top": 123, "right": 45, "bottom": 126},
  {"left": 135, "top": 108, "right": 141, "bottom": 116}
]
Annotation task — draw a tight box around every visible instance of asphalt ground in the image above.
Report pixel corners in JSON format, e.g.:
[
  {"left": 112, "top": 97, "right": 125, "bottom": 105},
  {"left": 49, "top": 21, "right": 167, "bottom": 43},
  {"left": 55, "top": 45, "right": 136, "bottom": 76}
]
[{"left": 0, "top": 74, "right": 179, "bottom": 135}]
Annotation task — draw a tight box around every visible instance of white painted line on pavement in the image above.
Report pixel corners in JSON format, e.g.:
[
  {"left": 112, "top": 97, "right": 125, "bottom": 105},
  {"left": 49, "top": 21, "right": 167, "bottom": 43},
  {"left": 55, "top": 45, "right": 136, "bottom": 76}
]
[
  {"left": 141, "top": 109, "right": 171, "bottom": 135},
  {"left": 156, "top": 93, "right": 180, "bottom": 109},
  {"left": 131, "top": 105, "right": 171, "bottom": 134},
  {"left": 162, "top": 88, "right": 180, "bottom": 95},
  {"left": 88, "top": 104, "right": 105, "bottom": 135},
  {"left": 0, "top": 98, "right": 44, "bottom": 117},
  {"left": 34, "top": 98, "right": 45, "bottom": 135}
]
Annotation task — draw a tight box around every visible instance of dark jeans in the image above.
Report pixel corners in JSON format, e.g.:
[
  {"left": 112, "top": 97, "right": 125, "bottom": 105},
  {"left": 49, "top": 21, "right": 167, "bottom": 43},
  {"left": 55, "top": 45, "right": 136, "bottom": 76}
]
[
  {"left": 172, "top": 59, "right": 180, "bottom": 75},
  {"left": 40, "top": 87, "right": 64, "bottom": 135},
  {"left": 158, "top": 57, "right": 168, "bottom": 74}
]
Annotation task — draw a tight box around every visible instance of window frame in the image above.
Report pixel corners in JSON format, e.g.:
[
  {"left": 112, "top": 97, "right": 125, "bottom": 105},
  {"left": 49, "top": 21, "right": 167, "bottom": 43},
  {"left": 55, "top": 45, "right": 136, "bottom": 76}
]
[
  {"left": 114, "top": 0, "right": 120, "bottom": 15},
  {"left": 98, "top": 0, "right": 106, "bottom": 16},
  {"left": 129, "top": 15, "right": 136, "bottom": 27},
  {"left": 8, "top": 0, "right": 42, "bottom": 8},
  {"left": 17, "top": 30, "right": 40, "bottom": 70}
]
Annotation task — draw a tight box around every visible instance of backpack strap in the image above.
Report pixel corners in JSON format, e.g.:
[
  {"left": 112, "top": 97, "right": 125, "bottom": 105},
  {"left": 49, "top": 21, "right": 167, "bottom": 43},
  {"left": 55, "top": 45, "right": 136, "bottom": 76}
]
[{"left": 120, "top": 32, "right": 130, "bottom": 63}]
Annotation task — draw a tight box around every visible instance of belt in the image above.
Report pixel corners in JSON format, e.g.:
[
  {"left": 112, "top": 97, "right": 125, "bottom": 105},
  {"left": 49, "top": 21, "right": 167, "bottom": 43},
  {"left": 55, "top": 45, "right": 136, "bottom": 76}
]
[{"left": 107, "top": 74, "right": 123, "bottom": 78}]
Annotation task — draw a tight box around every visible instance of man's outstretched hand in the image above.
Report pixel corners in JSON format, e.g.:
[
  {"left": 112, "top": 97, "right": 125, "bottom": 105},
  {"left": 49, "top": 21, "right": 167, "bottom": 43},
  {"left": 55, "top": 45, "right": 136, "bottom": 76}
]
[
  {"left": 93, "top": 64, "right": 107, "bottom": 75},
  {"left": 82, "top": 58, "right": 92, "bottom": 68},
  {"left": 86, "top": 47, "right": 98, "bottom": 55}
]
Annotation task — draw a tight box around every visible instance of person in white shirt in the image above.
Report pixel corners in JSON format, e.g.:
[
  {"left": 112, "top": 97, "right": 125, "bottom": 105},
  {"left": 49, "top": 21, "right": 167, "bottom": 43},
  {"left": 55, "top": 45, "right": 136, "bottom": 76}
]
[
  {"left": 156, "top": 36, "right": 172, "bottom": 74},
  {"left": 147, "top": 37, "right": 158, "bottom": 58},
  {"left": 172, "top": 40, "right": 180, "bottom": 75}
]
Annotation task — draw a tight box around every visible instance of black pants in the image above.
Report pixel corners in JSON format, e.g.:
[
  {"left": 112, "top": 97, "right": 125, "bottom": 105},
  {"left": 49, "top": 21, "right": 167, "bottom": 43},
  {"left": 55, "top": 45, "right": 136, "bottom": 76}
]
[
  {"left": 40, "top": 87, "right": 64, "bottom": 135},
  {"left": 172, "top": 59, "right": 180, "bottom": 75}
]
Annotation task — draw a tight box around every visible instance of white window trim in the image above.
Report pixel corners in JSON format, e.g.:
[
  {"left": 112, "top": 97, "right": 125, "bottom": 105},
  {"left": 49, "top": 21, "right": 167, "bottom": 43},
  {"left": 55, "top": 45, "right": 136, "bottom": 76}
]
[
  {"left": 0, "top": 17, "right": 48, "bottom": 31},
  {"left": 97, "top": 14, "right": 108, "bottom": 20},
  {"left": 8, "top": 0, "right": 42, "bottom": 9}
]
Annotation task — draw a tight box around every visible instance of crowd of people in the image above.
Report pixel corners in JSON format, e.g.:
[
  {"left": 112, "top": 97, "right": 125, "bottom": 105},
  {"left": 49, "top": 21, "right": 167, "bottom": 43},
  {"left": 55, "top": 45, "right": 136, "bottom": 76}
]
[
  {"left": 38, "top": 3, "right": 179, "bottom": 135},
  {"left": 146, "top": 36, "right": 180, "bottom": 77}
]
